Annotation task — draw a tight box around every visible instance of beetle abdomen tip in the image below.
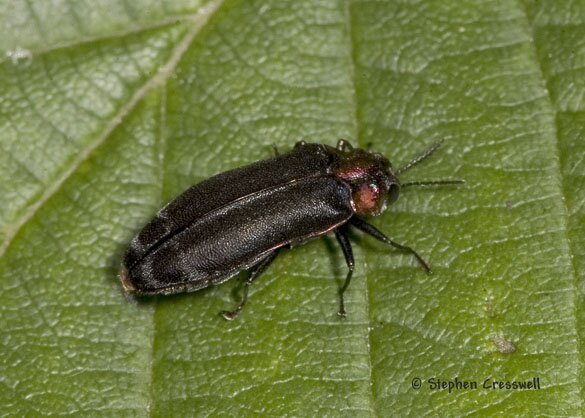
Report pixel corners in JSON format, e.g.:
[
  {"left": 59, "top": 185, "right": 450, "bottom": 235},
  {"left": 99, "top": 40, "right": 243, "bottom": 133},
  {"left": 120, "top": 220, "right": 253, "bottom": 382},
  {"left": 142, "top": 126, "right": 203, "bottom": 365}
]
[{"left": 119, "top": 265, "right": 137, "bottom": 293}]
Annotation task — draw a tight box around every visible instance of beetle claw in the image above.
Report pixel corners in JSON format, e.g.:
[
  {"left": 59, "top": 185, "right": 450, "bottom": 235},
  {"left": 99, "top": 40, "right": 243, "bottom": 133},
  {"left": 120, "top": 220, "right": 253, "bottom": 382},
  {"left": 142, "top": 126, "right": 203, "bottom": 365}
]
[{"left": 220, "top": 310, "right": 239, "bottom": 321}]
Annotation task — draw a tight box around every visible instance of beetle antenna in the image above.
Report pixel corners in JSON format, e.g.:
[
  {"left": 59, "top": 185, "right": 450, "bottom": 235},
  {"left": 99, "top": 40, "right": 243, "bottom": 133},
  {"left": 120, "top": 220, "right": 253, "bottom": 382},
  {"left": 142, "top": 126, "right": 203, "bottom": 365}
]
[
  {"left": 397, "top": 139, "right": 445, "bottom": 175},
  {"left": 401, "top": 179, "right": 465, "bottom": 188}
]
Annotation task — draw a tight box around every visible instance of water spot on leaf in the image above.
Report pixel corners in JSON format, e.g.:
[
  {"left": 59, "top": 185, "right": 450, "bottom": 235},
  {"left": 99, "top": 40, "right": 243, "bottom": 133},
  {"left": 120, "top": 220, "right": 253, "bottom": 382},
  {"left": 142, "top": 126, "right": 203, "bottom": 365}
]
[
  {"left": 491, "top": 335, "right": 516, "bottom": 354},
  {"left": 5, "top": 47, "right": 32, "bottom": 67}
]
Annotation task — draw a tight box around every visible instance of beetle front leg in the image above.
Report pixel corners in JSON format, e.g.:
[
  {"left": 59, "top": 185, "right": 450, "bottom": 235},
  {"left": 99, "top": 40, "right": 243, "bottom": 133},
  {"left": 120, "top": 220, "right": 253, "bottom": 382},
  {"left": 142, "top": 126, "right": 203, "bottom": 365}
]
[
  {"left": 349, "top": 217, "right": 431, "bottom": 273},
  {"left": 336, "top": 139, "right": 354, "bottom": 152},
  {"left": 220, "top": 249, "right": 281, "bottom": 321},
  {"left": 334, "top": 225, "right": 354, "bottom": 318}
]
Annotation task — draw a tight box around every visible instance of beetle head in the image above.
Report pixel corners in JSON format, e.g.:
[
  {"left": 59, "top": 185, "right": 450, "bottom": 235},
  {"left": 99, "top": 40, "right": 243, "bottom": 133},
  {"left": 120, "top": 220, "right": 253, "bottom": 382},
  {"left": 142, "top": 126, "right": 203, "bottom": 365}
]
[{"left": 331, "top": 146, "right": 400, "bottom": 217}]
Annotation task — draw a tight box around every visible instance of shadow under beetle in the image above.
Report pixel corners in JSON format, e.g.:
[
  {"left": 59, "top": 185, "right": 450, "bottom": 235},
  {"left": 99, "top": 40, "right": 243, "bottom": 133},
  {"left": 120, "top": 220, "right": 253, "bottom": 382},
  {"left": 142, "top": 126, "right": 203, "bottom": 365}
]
[{"left": 120, "top": 139, "right": 462, "bottom": 320}]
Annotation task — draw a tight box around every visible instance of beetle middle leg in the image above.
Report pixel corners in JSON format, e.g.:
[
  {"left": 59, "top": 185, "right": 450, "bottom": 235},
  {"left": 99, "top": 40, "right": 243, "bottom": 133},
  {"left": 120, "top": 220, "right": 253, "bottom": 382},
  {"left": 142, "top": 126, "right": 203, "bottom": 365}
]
[
  {"left": 334, "top": 225, "right": 354, "bottom": 318},
  {"left": 220, "top": 249, "right": 280, "bottom": 321},
  {"left": 349, "top": 217, "right": 431, "bottom": 273}
]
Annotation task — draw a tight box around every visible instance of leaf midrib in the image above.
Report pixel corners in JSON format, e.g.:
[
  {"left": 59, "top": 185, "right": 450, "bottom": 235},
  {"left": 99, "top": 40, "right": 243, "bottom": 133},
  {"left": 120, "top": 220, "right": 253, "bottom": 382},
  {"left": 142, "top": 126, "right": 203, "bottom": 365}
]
[{"left": 344, "top": 2, "right": 378, "bottom": 417}]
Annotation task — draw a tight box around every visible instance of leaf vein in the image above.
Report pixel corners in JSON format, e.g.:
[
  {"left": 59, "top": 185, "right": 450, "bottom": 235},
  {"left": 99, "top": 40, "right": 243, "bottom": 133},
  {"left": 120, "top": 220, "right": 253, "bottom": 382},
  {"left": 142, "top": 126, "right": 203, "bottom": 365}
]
[{"left": 0, "top": 0, "right": 225, "bottom": 260}]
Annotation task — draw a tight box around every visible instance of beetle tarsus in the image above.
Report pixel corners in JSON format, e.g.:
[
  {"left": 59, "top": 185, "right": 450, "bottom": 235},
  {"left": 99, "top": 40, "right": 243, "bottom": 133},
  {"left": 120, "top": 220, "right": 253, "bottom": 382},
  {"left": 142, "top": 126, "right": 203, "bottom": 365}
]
[
  {"left": 220, "top": 280, "right": 250, "bottom": 320},
  {"left": 219, "top": 250, "right": 280, "bottom": 320},
  {"left": 220, "top": 309, "right": 240, "bottom": 321},
  {"left": 335, "top": 226, "right": 354, "bottom": 318}
]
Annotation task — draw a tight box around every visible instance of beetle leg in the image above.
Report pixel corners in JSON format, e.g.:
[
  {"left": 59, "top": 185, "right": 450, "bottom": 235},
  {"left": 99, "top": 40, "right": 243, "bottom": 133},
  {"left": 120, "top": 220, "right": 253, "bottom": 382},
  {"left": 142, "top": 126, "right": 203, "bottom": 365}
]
[
  {"left": 334, "top": 225, "right": 354, "bottom": 318},
  {"left": 336, "top": 139, "right": 353, "bottom": 152},
  {"left": 271, "top": 144, "right": 280, "bottom": 157},
  {"left": 220, "top": 249, "right": 281, "bottom": 321},
  {"left": 349, "top": 217, "right": 431, "bottom": 274}
]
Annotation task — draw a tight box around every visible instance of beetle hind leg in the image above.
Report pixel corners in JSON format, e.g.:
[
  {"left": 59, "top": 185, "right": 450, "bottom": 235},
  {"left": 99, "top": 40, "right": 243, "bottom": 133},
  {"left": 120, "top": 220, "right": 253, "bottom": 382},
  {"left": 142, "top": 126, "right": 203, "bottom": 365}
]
[
  {"left": 349, "top": 217, "right": 431, "bottom": 273},
  {"left": 220, "top": 249, "right": 281, "bottom": 321},
  {"left": 334, "top": 225, "right": 354, "bottom": 318}
]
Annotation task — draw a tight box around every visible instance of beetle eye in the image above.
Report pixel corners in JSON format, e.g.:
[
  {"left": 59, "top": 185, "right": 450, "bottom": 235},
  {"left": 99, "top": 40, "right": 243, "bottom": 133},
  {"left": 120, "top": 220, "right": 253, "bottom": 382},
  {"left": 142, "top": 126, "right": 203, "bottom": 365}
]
[{"left": 387, "top": 183, "right": 400, "bottom": 205}]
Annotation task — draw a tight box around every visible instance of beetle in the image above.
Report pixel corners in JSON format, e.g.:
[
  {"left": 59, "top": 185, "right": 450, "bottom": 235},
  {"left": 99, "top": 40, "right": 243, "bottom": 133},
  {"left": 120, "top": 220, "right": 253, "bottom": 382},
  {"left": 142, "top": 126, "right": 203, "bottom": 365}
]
[{"left": 120, "top": 139, "right": 462, "bottom": 320}]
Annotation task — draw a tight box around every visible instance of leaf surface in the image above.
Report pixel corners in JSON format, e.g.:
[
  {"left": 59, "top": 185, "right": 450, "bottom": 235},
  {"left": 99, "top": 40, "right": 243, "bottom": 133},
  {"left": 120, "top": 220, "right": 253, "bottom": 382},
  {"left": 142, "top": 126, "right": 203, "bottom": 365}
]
[{"left": 0, "top": 0, "right": 583, "bottom": 415}]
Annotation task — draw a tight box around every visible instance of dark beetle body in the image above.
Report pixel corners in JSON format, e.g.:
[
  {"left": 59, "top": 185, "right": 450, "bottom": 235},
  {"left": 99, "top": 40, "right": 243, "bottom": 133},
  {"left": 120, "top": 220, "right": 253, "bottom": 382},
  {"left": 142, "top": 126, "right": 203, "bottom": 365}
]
[
  {"left": 120, "top": 140, "right": 456, "bottom": 318},
  {"left": 122, "top": 143, "right": 356, "bottom": 295}
]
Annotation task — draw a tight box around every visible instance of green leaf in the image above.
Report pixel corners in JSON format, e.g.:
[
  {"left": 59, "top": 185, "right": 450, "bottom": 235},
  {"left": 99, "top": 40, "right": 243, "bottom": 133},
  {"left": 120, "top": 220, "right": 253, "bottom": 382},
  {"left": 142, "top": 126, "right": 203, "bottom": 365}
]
[{"left": 0, "top": 0, "right": 583, "bottom": 415}]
